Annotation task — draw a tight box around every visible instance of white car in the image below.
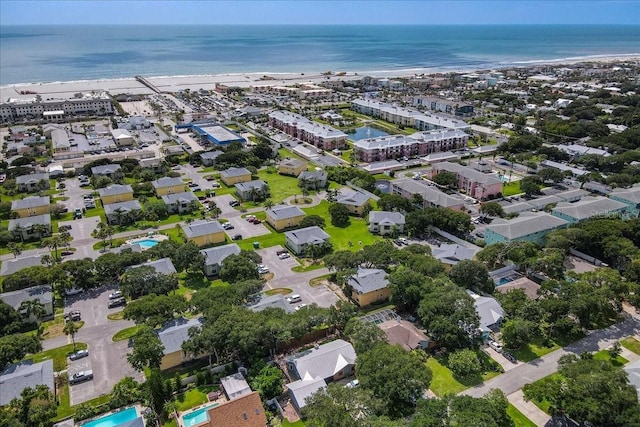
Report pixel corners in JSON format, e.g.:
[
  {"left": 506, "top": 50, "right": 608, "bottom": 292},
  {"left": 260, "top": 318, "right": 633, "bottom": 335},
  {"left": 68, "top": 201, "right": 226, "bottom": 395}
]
[
  {"left": 295, "top": 304, "right": 308, "bottom": 311},
  {"left": 278, "top": 253, "right": 290, "bottom": 260},
  {"left": 488, "top": 340, "right": 503, "bottom": 353},
  {"left": 109, "top": 290, "right": 122, "bottom": 300}
]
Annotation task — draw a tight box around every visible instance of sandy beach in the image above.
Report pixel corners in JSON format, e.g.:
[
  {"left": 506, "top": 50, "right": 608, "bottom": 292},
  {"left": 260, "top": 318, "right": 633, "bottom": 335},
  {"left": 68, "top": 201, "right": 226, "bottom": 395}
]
[{"left": 1, "top": 54, "right": 638, "bottom": 101}]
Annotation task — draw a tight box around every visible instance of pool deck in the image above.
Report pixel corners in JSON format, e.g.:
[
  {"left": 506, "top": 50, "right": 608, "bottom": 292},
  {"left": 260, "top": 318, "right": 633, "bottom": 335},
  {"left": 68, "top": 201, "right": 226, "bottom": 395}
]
[
  {"left": 125, "top": 233, "right": 169, "bottom": 246},
  {"left": 76, "top": 405, "right": 144, "bottom": 427},
  {"left": 177, "top": 396, "right": 228, "bottom": 427}
]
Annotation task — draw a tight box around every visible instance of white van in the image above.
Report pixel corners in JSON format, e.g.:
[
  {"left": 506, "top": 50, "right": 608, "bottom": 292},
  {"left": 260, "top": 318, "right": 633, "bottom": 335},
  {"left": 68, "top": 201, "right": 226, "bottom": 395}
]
[{"left": 287, "top": 295, "right": 301, "bottom": 304}]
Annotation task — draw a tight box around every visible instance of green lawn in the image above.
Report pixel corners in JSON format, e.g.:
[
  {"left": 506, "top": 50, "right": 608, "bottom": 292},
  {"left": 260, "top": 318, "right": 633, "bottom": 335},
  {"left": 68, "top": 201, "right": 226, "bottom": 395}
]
[
  {"left": 621, "top": 337, "right": 640, "bottom": 355},
  {"left": 0, "top": 240, "right": 44, "bottom": 256},
  {"left": 507, "top": 403, "right": 536, "bottom": 427},
  {"left": 23, "top": 343, "right": 88, "bottom": 372},
  {"left": 283, "top": 421, "right": 305, "bottom": 427},
  {"left": 112, "top": 326, "right": 141, "bottom": 342},
  {"left": 502, "top": 181, "right": 522, "bottom": 197},
  {"left": 257, "top": 169, "right": 307, "bottom": 204},
  {"left": 291, "top": 262, "right": 325, "bottom": 272},
  {"left": 236, "top": 231, "right": 287, "bottom": 251},
  {"left": 173, "top": 386, "right": 218, "bottom": 411},
  {"left": 425, "top": 352, "right": 502, "bottom": 396},
  {"left": 265, "top": 288, "right": 293, "bottom": 296},
  {"left": 593, "top": 349, "right": 628, "bottom": 366},
  {"left": 302, "top": 201, "right": 382, "bottom": 251},
  {"left": 508, "top": 339, "right": 561, "bottom": 362}
]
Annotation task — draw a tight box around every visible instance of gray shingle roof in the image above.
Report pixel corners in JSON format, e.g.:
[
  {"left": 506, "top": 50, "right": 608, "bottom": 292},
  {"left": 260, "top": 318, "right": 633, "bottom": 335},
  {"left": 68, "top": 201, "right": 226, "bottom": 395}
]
[
  {"left": 266, "top": 205, "right": 305, "bottom": 221},
  {"left": 103, "top": 200, "right": 142, "bottom": 215},
  {"left": 0, "top": 285, "right": 52, "bottom": 310},
  {"left": 201, "top": 243, "right": 241, "bottom": 266},
  {"left": 220, "top": 372, "right": 252, "bottom": 400},
  {"left": 156, "top": 317, "right": 203, "bottom": 355},
  {"left": 11, "top": 196, "right": 50, "bottom": 211},
  {"left": 552, "top": 196, "right": 627, "bottom": 221},
  {"left": 299, "top": 170, "right": 327, "bottom": 181},
  {"left": 337, "top": 191, "right": 370, "bottom": 207},
  {"left": 432, "top": 244, "right": 477, "bottom": 265},
  {"left": 0, "top": 255, "right": 47, "bottom": 277},
  {"left": 200, "top": 150, "right": 223, "bottom": 160},
  {"left": 368, "top": 211, "right": 405, "bottom": 226},
  {"left": 247, "top": 294, "right": 293, "bottom": 313},
  {"left": 16, "top": 173, "right": 50, "bottom": 185},
  {"left": 221, "top": 167, "right": 251, "bottom": 178},
  {"left": 161, "top": 191, "right": 198, "bottom": 205},
  {"left": 279, "top": 159, "right": 306, "bottom": 169},
  {"left": 182, "top": 219, "right": 224, "bottom": 239},
  {"left": 129, "top": 258, "right": 177, "bottom": 275},
  {"left": 468, "top": 291, "right": 504, "bottom": 332},
  {"left": 0, "top": 360, "right": 55, "bottom": 406},
  {"left": 8, "top": 214, "right": 51, "bottom": 231},
  {"left": 151, "top": 176, "right": 184, "bottom": 189},
  {"left": 287, "top": 377, "right": 327, "bottom": 410},
  {"left": 284, "top": 226, "right": 330, "bottom": 245},
  {"left": 98, "top": 184, "right": 133, "bottom": 197},
  {"left": 348, "top": 268, "right": 389, "bottom": 294},
  {"left": 433, "top": 161, "right": 502, "bottom": 185},
  {"left": 392, "top": 179, "right": 463, "bottom": 208},
  {"left": 235, "top": 180, "right": 268, "bottom": 193},
  {"left": 289, "top": 339, "right": 356, "bottom": 381},
  {"left": 611, "top": 185, "right": 640, "bottom": 204},
  {"left": 485, "top": 212, "right": 568, "bottom": 240},
  {"left": 554, "top": 189, "right": 589, "bottom": 201},
  {"left": 91, "top": 164, "right": 121, "bottom": 175},
  {"left": 527, "top": 195, "right": 562, "bottom": 210}
]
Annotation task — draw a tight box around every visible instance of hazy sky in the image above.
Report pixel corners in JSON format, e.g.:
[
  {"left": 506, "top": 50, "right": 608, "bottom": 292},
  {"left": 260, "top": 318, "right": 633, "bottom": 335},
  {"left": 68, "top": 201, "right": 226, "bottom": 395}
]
[{"left": 2, "top": 1, "right": 639, "bottom": 26}]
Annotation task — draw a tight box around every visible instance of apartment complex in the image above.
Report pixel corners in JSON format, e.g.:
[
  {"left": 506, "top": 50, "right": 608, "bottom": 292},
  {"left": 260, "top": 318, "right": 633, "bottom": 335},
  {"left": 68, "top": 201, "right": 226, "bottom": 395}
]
[
  {"left": 353, "top": 129, "right": 468, "bottom": 162},
  {"left": 428, "top": 161, "right": 503, "bottom": 200},
  {"left": 268, "top": 111, "right": 348, "bottom": 150},
  {"left": 412, "top": 96, "right": 474, "bottom": 117},
  {"left": 0, "top": 92, "right": 114, "bottom": 123}
]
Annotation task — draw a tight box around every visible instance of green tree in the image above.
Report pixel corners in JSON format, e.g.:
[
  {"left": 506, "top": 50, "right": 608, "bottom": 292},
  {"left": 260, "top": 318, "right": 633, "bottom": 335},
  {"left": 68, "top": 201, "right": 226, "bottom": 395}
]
[
  {"left": 343, "top": 318, "right": 386, "bottom": 355},
  {"left": 432, "top": 171, "right": 458, "bottom": 188},
  {"left": 303, "top": 383, "right": 385, "bottom": 427},
  {"left": 249, "top": 364, "right": 283, "bottom": 401},
  {"left": 8, "top": 385, "right": 57, "bottom": 427},
  {"left": 63, "top": 320, "right": 80, "bottom": 352},
  {"left": 110, "top": 376, "right": 141, "bottom": 409},
  {"left": 0, "top": 334, "right": 42, "bottom": 371},
  {"left": 448, "top": 349, "right": 482, "bottom": 377},
  {"left": 519, "top": 176, "right": 543, "bottom": 196},
  {"left": 127, "top": 326, "right": 165, "bottom": 371},
  {"left": 479, "top": 201, "right": 504, "bottom": 217},
  {"left": 501, "top": 319, "right": 537, "bottom": 349},
  {"left": 300, "top": 214, "right": 326, "bottom": 229},
  {"left": 173, "top": 241, "right": 205, "bottom": 273},
  {"left": 120, "top": 265, "right": 178, "bottom": 299},
  {"left": 0, "top": 301, "right": 22, "bottom": 337},
  {"left": 145, "top": 368, "right": 169, "bottom": 417},
  {"left": 219, "top": 253, "right": 259, "bottom": 283},
  {"left": 449, "top": 259, "right": 495, "bottom": 294},
  {"left": 19, "top": 299, "right": 46, "bottom": 324},
  {"left": 329, "top": 203, "right": 350, "bottom": 227},
  {"left": 123, "top": 294, "right": 188, "bottom": 327}
]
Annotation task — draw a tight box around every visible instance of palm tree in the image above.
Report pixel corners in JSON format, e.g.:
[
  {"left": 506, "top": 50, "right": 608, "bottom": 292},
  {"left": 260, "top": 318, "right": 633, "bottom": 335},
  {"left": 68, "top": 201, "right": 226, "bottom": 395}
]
[
  {"left": 42, "top": 235, "right": 63, "bottom": 261},
  {"left": 32, "top": 223, "right": 50, "bottom": 240},
  {"left": 113, "top": 208, "right": 125, "bottom": 225},
  {"left": 19, "top": 299, "right": 45, "bottom": 324},
  {"left": 7, "top": 242, "right": 22, "bottom": 258},
  {"left": 248, "top": 187, "right": 259, "bottom": 204},
  {"left": 92, "top": 223, "right": 109, "bottom": 250},
  {"left": 12, "top": 224, "right": 25, "bottom": 243},
  {"left": 264, "top": 199, "right": 274, "bottom": 210},
  {"left": 40, "top": 253, "right": 54, "bottom": 268},
  {"left": 63, "top": 320, "right": 80, "bottom": 352}
]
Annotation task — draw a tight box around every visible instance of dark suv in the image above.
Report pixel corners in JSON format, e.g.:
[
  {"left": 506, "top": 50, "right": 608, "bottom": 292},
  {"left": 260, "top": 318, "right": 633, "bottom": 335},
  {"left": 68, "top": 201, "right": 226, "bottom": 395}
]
[{"left": 108, "top": 298, "right": 126, "bottom": 309}]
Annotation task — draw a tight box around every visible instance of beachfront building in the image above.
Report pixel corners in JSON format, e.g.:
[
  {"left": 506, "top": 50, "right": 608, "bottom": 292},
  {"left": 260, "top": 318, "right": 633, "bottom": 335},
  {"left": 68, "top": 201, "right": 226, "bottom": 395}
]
[
  {"left": 220, "top": 167, "right": 252, "bottom": 186},
  {"left": 253, "top": 82, "right": 333, "bottom": 99},
  {"left": 201, "top": 244, "right": 241, "bottom": 277},
  {"left": 351, "top": 99, "right": 470, "bottom": 131},
  {"left": 11, "top": 196, "right": 50, "bottom": 218},
  {"left": 428, "top": 161, "right": 503, "bottom": 200},
  {"left": 268, "top": 111, "right": 348, "bottom": 151},
  {"left": 0, "top": 92, "right": 114, "bottom": 124},
  {"left": 8, "top": 214, "right": 52, "bottom": 241},
  {"left": 182, "top": 220, "right": 226, "bottom": 247},
  {"left": 16, "top": 173, "right": 50, "bottom": 193},
  {"left": 391, "top": 179, "right": 465, "bottom": 211},
  {"left": 152, "top": 177, "right": 185, "bottom": 196},
  {"left": 412, "top": 96, "right": 475, "bottom": 117},
  {"left": 278, "top": 158, "right": 307, "bottom": 177},
  {"left": 265, "top": 205, "right": 306, "bottom": 231},
  {"left": 551, "top": 197, "right": 630, "bottom": 223},
  {"left": 353, "top": 130, "right": 468, "bottom": 162},
  {"left": 98, "top": 184, "right": 134, "bottom": 205},
  {"left": 484, "top": 212, "right": 568, "bottom": 245}
]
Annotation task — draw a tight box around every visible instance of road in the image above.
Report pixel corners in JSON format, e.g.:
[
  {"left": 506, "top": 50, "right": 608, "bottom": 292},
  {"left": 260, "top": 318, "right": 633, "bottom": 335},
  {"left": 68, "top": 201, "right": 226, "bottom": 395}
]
[{"left": 461, "top": 315, "right": 640, "bottom": 398}]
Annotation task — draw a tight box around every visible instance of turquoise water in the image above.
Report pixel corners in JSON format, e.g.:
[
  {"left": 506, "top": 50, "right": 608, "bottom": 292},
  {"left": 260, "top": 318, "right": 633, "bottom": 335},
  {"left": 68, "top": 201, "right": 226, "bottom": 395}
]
[
  {"left": 82, "top": 407, "right": 138, "bottom": 427},
  {"left": 350, "top": 126, "right": 390, "bottom": 141},
  {"left": 1, "top": 25, "right": 639, "bottom": 84},
  {"left": 135, "top": 239, "right": 159, "bottom": 249},
  {"left": 182, "top": 403, "right": 219, "bottom": 427}
]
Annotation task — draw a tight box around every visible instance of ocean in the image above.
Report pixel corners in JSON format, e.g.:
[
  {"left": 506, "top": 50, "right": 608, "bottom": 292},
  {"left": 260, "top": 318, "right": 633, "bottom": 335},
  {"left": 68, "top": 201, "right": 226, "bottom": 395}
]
[{"left": 0, "top": 25, "right": 639, "bottom": 85}]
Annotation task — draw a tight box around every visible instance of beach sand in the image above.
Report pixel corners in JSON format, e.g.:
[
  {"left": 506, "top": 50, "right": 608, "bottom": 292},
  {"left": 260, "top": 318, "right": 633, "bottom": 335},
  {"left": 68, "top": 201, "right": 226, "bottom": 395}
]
[{"left": 1, "top": 54, "right": 638, "bottom": 101}]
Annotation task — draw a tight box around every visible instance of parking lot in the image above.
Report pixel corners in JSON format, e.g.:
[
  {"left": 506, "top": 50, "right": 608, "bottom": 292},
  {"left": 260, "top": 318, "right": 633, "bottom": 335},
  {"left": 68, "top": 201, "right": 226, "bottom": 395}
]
[
  {"left": 256, "top": 245, "right": 300, "bottom": 280},
  {"left": 224, "top": 216, "right": 271, "bottom": 240}
]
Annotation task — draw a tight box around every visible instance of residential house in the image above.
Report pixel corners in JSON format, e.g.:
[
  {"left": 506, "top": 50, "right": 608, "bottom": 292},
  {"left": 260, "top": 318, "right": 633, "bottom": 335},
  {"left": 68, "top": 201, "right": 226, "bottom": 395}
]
[
  {"left": 0, "top": 360, "right": 55, "bottom": 406},
  {"left": 484, "top": 212, "right": 568, "bottom": 245},
  {"left": 104, "top": 200, "right": 142, "bottom": 225},
  {"left": 378, "top": 319, "right": 432, "bottom": 351},
  {"left": 428, "top": 161, "right": 502, "bottom": 200},
  {"left": 220, "top": 372, "right": 252, "bottom": 401},
  {"left": 265, "top": 205, "right": 305, "bottom": 231},
  {"left": 111, "top": 128, "right": 135, "bottom": 146},
  {"left": 0, "top": 285, "right": 54, "bottom": 323},
  {"left": 152, "top": 177, "right": 185, "bottom": 196},
  {"left": 139, "top": 157, "right": 164, "bottom": 172},
  {"left": 200, "top": 150, "right": 223, "bottom": 167},
  {"left": 286, "top": 340, "right": 356, "bottom": 412},
  {"left": 247, "top": 294, "right": 293, "bottom": 313},
  {"left": 202, "top": 391, "right": 267, "bottom": 427},
  {"left": 610, "top": 185, "right": 640, "bottom": 217},
  {"left": 0, "top": 255, "right": 45, "bottom": 277},
  {"left": 551, "top": 196, "right": 629, "bottom": 223},
  {"left": 182, "top": 219, "right": 226, "bottom": 247},
  {"left": 347, "top": 268, "right": 390, "bottom": 307},
  {"left": 98, "top": 184, "right": 134, "bottom": 205},
  {"left": 201, "top": 243, "right": 241, "bottom": 276},
  {"left": 368, "top": 211, "right": 405, "bottom": 236},
  {"left": 467, "top": 290, "right": 505, "bottom": 340},
  {"left": 553, "top": 189, "right": 589, "bottom": 203},
  {"left": 156, "top": 317, "right": 203, "bottom": 370},
  {"left": 91, "top": 164, "right": 122, "bottom": 179},
  {"left": 298, "top": 170, "right": 328, "bottom": 190},
  {"left": 432, "top": 244, "right": 478, "bottom": 270},
  {"left": 337, "top": 191, "right": 370, "bottom": 216},
  {"left": 129, "top": 258, "right": 177, "bottom": 275},
  {"left": 8, "top": 214, "right": 52, "bottom": 241},
  {"left": 527, "top": 195, "right": 562, "bottom": 211},
  {"left": 161, "top": 191, "right": 199, "bottom": 214},
  {"left": 495, "top": 276, "right": 541, "bottom": 299},
  {"left": 16, "top": 173, "right": 50, "bottom": 193},
  {"left": 221, "top": 167, "right": 252, "bottom": 186},
  {"left": 278, "top": 159, "right": 307, "bottom": 177},
  {"left": 391, "top": 179, "right": 465, "bottom": 210},
  {"left": 235, "top": 180, "right": 270, "bottom": 202},
  {"left": 11, "top": 196, "right": 50, "bottom": 218},
  {"left": 284, "top": 226, "right": 330, "bottom": 256}
]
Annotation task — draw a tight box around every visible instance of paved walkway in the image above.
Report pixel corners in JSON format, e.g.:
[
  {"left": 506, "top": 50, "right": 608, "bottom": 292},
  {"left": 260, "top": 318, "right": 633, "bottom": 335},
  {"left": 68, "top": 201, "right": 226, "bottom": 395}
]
[{"left": 508, "top": 390, "right": 550, "bottom": 427}]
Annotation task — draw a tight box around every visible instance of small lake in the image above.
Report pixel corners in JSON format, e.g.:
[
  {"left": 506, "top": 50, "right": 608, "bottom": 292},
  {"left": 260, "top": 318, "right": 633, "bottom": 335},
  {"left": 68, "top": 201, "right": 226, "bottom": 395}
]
[{"left": 349, "top": 126, "right": 390, "bottom": 141}]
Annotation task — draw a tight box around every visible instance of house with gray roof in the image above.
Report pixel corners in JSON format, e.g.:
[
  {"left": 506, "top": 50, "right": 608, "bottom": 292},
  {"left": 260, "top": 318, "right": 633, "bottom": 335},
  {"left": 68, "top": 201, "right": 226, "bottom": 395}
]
[
  {"left": 286, "top": 339, "right": 356, "bottom": 383},
  {"left": 432, "top": 244, "right": 478, "bottom": 268},
  {"left": 200, "top": 150, "right": 223, "bottom": 166},
  {"left": 161, "top": 191, "right": 199, "bottom": 214},
  {"left": 235, "top": 180, "right": 270, "bottom": 201},
  {"left": 391, "top": 179, "right": 465, "bottom": 210},
  {"left": 182, "top": 219, "right": 225, "bottom": 247},
  {"left": 368, "top": 211, "right": 405, "bottom": 236},
  {"left": 266, "top": 205, "right": 305, "bottom": 231},
  {"left": 551, "top": 196, "right": 629, "bottom": 223},
  {"left": 278, "top": 158, "right": 307, "bottom": 177},
  {"left": 287, "top": 376, "right": 327, "bottom": 412},
  {"left": 337, "top": 191, "right": 370, "bottom": 216},
  {"left": 284, "top": 226, "right": 330, "bottom": 256},
  {"left": 484, "top": 212, "right": 568, "bottom": 245},
  {"left": 129, "top": 257, "right": 177, "bottom": 276},
  {"left": 104, "top": 200, "right": 142, "bottom": 225},
  {"left": 348, "top": 268, "right": 390, "bottom": 307},
  {"left": 528, "top": 195, "right": 562, "bottom": 210},
  {"left": 201, "top": 243, "right": 241, "bottom": 276},
  {"left": 0, "top": 360, "right": 54, "bottom": 406},
  {"left": 151, "top": 177, "right": 185, "bottom": 196},
  {"left": 298, "top": 170, "right": 328, "bottom": 190},
  {"left": 247, "top": 294, "right": 293, "bottom": 313},
  {"left": 11, "top": 196, "right": 50, "bottom": 218},
  {"left": 97, "top": 184, "right": 134, "bottom": 204},
  {"left": 91, "top": 163, "right": 122, "bottom": 178},
  {"left": 8, "top": 214, "right": 51, "bottom": 241},
  {"left": 16, "top": 173, "right": 50, "bottom": 193},
  {"left": 0, "top": 285, "right": 54, "bottom": 322},
  {"left": 610, "top": 184, "right": 640, "bottom": 217},
  {"left": 467, "top": 290, "right": 505, "bottom": 340},
  {"left": 220, "top": 167, "right": 252, "bottom": 186},
  {"left": 0, "top": 255, "right": 45, "bottom": 277},
  {"left": 220, "top": 372, "right": 252, "bottom": 401},
  {"left": 553, "top": 188, "right": 589, "bottom": 203},
  {"left": 502, "top": 201, "right": 535, "bottom": 215},
  {"left": 156, "top": 317, "right": 204, "bottom": 370}
]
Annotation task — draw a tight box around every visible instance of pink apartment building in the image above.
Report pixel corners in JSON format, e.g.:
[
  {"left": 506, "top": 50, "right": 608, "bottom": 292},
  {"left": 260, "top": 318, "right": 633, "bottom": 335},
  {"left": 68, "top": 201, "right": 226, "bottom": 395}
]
[
  {"left": 269, "top": 111, "right": 348, "bottom": 150},
  {"left": 353, "top": 130, "right": 468, "bottom": 162},
  {"left": 428, "top": 161, "right": 503, "bottom": 200}
]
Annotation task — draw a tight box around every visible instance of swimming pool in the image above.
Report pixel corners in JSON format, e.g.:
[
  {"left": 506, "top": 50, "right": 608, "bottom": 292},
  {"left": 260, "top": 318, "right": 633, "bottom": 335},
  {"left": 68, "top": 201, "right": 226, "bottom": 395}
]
[
  {"left": 181, "top": 403, "right": 219, "bottom": 427},
  {"left": 135, "top": 239, "right": 160, "bottom": 249},
  {"left": 82, "top": 407, "right": 138, "bottom": 427}
]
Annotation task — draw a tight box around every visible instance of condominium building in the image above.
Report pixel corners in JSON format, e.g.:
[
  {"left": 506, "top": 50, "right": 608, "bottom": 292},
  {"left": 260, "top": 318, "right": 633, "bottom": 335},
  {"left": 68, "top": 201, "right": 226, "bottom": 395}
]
[
  {"left": 268, "top": 111, "right": 348, "bottom": 150},
  {"left": 412, "top": 96, "right": 474, "bottom": 117},
  {"left": 0, "top": 92, "right": 114, "bottom": 123},
  {"left": 428, "top": 161, "right": 503, "bottom": 200}
]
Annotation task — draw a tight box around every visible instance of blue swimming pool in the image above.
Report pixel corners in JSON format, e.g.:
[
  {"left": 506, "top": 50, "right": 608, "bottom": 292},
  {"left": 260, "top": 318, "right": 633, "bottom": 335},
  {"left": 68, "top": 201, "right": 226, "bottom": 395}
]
[
  {"left": 82, "top": 407, "right": 138, "bottom": 427},
  {"left": 181, "top": 403, "right": 219, "bottom": 427},
  {"left": 135, "top": 239, "right": 159, "bottom": 249}
]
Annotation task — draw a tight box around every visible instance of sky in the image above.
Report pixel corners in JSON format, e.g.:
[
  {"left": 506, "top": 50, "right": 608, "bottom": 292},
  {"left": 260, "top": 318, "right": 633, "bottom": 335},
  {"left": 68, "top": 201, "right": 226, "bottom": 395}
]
[{"left": 1, "top": 0, "right": 639, "bottom": 26}]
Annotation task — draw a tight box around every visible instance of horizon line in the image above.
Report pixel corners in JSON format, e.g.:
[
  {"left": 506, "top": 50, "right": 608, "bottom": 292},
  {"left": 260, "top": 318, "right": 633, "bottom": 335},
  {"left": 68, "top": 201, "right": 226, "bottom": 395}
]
[{"left": 2, "top": 23, "right": 640, "bottom": 27}]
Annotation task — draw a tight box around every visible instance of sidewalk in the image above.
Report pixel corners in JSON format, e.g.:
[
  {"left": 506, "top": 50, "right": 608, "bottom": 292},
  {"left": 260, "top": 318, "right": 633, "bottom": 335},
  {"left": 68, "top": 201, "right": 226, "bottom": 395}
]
[{"left": 508, "top": 390, "right": 550, "bottom": 427}]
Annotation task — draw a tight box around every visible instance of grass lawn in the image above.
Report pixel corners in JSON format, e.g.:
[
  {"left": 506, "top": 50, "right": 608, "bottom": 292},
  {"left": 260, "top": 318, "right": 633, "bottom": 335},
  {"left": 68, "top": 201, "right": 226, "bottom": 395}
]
[
  {"left": 283, "top": 421, "right": 305, "bottom": 427},
  {"left": 112, "top": 325, "right": 140, "bottom": 342},
  {"left": 621, "top": 337, "right": 640, "bottom": 355},
  {"left": 257, "top": 169, "right": 306, "bottom": 204},
  {"left": 265, "top": 288, "right": 293, "bottom": 296},
  {"left": 529, "top": 373, "right": 563, "bottom": 414},
  {"left": 0, "top": 240, "right": 43, "bottom": 256},
  {"left": 173, "top": 386, "right": 218, "bottom": 411},
  {"left": 502, "top": 181, "right": 522, "bottom": 197},
  {"left": 593, "top": 349, "right": 628, "bottom": 366},
  {"left": 53, "top": 389, "right": 112, "bottom": 422},
  {"left": 425, "top": 351, "right": 502, "bottom": 396},
  {"left": 302, "top": 201, "right": 381, "bottom": 251},
  {"left": 291, "top": 261, "right": 325, "bottom": 272},
  {"left": 507, "top": 403, "right": 536, "bottom": 427},
  {"left": 508, "top": 339, "right": 561, "bottom": 363},
  {"left": 107, "top": 311, "right": 125, "bottom": 321},
  {"left": 237, "top": 231, "right": 287, "bottom": 251},
  {"left": 40, "top": 316, "right": 84, "bottom": 340},
  {"left": 23, "top": 342, "right": 88, "bottom": 372}
]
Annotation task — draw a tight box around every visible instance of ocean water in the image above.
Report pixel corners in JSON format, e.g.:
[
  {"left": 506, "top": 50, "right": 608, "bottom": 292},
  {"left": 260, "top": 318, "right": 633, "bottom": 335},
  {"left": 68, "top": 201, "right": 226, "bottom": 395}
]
[{"left": 0, "top": 25, "right": 639, "bottom": 85}]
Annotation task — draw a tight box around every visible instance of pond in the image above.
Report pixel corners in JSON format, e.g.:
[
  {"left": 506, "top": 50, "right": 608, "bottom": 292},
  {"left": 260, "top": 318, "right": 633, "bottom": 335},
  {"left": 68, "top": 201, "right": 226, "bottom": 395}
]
[{"left": 349, "top": 126, "right": 390, "bottom": 141}]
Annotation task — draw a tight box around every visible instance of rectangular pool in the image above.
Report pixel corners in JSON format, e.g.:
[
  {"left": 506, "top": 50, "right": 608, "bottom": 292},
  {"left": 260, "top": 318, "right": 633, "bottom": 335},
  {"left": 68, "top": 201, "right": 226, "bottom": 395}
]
[
  {"left": 82, "top": 407, "right": 138, "bottom": 427},
  {"left": 181, "top": 403, "right": 219, "bottom": 427}
]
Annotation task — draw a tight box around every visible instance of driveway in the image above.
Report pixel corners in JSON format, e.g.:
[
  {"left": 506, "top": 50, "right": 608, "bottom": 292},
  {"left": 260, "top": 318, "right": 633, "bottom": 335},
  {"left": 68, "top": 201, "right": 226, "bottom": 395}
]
[
  {"left": 225, "top": 216, "right": 271, "bottom": 239},
  {"left": 213, "top": 194, "right": 239, "bottom": 215},
  {"left": 256, "top": 246, "right": 300, "bottom": 280},
  {"left": 59, "top": 216, "right": 100, "bottom": 244}
]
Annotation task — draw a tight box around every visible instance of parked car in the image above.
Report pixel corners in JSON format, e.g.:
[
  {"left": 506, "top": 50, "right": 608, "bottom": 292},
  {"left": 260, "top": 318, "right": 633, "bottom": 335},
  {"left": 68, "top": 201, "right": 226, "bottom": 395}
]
[
  {"left": 108, "top": 298, "right": 126, "bottom": 309},
  {"left": 278, "top": 253, "right": 290, "bottom": 260},
  {"left": 64, "top": 310, "right": 81, "bottom": 321},
  {"left": 276, "top": 250, "right": 289, "bottom": 256},
  {"left": 295, "top": 304, "right": 308, "bottom": 311},
  {"left": 286, "top": 295, "right": 301, "bottom": 304},
  {"left": 503, "top": 352, "right": 518, "bottom": 363},
  {"left": 231, "top": 234, "right": 243, "bottom": 241},
  {"left": 73, "top": 209, "right": 83, "bottom": 219},
  {"left": 69, "top": 350, "right": 89, "bottom": 361},
  {"left": 205, "top": 175, "right": 216, "bottom": 181},
  {"left": 345, "top": 379, "right": 360, "bottom": 389},
  {"left": 488, "top": 340, "right": 503, "bottom": 353},
  {"left": 245, "top": 215, "right": 256, "bottom": 221},
  {"left": 257, "top": 264, "right": 269, "bottom": 274},
  {"left": 210, "top": 181, "right": 220, "bottom": 188},
  {"left": 64, "top": 288, "right": 83, "bottom": 296},
  {"left": 222, "top": 223, "right": 234, "bottom": 230},
  {"left": 69, "top": 370, "right": 93, "bottom": 385},
  {"left": 229, "top": 200, "right": 240, "bottom": 207},
  {"left": 109, "top": 290, "right": 122, "bottom": 300}
]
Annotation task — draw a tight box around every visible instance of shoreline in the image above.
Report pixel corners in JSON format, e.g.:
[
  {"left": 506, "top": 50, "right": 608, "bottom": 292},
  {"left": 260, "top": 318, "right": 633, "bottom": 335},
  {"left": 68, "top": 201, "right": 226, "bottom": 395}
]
[{"left": 1, "top": 53, "right": 639, "bottom": 100}]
